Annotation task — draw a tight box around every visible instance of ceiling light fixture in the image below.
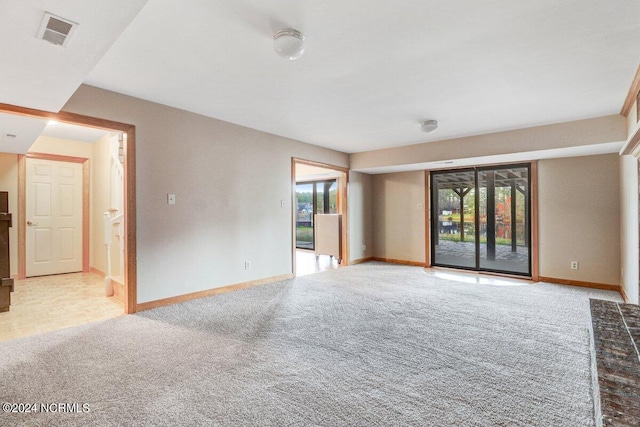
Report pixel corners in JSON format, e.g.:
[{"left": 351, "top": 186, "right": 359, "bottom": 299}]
[
  {"left": 273, "top": 29, "right": 305, "bottom": 60},
  {"left": 47, "top": 120, "right": 59, "bottom": 126},
  {"left": 420, "top": 120, "right": 438, "bottom": 134}
]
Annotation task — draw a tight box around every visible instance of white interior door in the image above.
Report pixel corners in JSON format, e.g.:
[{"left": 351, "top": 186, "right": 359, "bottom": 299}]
[{"left": 26, "top": 158, "right": 83, "bottom": 277}]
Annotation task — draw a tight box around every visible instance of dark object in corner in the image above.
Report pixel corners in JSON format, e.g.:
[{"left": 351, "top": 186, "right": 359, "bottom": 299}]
[
  {"left": 0, "top": 191, "right": 14, "bottom": 312},
  {"left": 590, "top": 299, "right": 640, "bottom": 426}
]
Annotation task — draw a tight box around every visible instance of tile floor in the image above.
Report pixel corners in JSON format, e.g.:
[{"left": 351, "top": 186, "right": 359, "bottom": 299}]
[
  {"left": 296, "top": 250, "right": 341, "bottom": 277},
  {"left": 0, "top": 272, "right": 123, "bottom": 342}
]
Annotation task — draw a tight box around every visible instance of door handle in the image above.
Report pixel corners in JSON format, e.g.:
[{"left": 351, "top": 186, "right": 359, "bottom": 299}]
[{"left": 27, "top": 221, "right": 38, "bottom": 226}]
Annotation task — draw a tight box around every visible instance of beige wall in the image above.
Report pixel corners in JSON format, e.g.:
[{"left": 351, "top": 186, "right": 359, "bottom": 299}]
[
  {"left": 620, "top": 155, "right": 639, "bottom": 303},
  {"left": 90, "top": 134, "right": 116, "bottom": 273},
  {"left": 538, "top": 154, "right": 621, "bottom": 285},
  {"left": 348, "top": 171, "right": 373, "bottom": 262},
  {"left": 0, "top": 153, "right": 19, "bottom": 276},
  {"left": 372, "top": 171, "right": 425, "bottom": 263},
  {"left": 62, "top": 85, "right": 350, "bottom": 304},
  {"left": 351, "top": 115, "right": 626, "bottom": 171},
  {"left": 368, "top": 155, "right": 622, "bottom": 286}
]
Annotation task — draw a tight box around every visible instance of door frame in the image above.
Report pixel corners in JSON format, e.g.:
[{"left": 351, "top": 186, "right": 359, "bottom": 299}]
[
  {"left": 292, "top": 158, "right": 349, "bottom": 277},
  {"left": 425, "top": 161, "right": 539, "bottom": 281},
  {"left": 20, "top": 153, "right": 90, "bottom": 277},
  {"left": 0, "top": 102, "right": 137, "bottom": 314}
]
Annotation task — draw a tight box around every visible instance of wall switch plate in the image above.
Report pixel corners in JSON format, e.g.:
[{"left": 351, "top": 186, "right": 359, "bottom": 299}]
[
  {"left": 570, "top": 261, "right": 578, "bottom": 270},
  {"left": 281, "top": 200, "right": 285, "bottom": 208},
  {"left": 244, "top": 261, "right": 251, "bottom": 270},
  {"left": 167, "top": 194, "right": 176, "bottom": 205},
  {"left": 417, "top": 203, "right": 423, "bottom": 209},
  {"left": 361, "top": 244, "right": 366, "bottom": 251}
]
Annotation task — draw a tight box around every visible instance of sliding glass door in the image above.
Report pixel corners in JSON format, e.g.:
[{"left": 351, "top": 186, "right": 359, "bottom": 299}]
[
  {"left": 295, "top": 180, "right": 337, "bottom": 250},
  {"left": 431, "top": 164, "right": 531, "bottom": 276}
]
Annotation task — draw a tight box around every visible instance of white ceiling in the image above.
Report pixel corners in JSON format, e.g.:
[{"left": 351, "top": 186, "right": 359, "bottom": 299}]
[
  {"left": 0, "top": 0, "right": 148, "bottom": 112},
  {"left": 0, "top": 0, "right": 639, "bottom": 157},
  {"left": 40, "top": 121, "right": 111, "bottom": 143},
  {"left": 0, "top": 113, "right": 111, "bottom": 153},
  {"left": 0, "top": 114, "right": 47, "bottom": 154},
  {"left": 85, "top": 0, "right": 640, "bottom": 153},
  {"left": 0, "top": 1, "right": 147, "bottom": 152}
]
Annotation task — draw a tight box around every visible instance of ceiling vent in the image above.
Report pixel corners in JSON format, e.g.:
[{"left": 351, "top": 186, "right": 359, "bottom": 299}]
[{"left": 37, "top": 12, "right": 78, "bottom": 47}]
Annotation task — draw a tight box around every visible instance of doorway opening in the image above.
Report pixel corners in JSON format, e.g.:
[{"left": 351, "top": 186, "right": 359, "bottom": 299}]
[
  {"left": 430, "top": 163, "right": 532, "bottom": 277},
  {"left": 295, "top": 179, "right": 338, "bottom": 250},
  {"left": 292, "top": 159, "right": 348, "bottom": 277},
  {"left": 0, "top": 104, "right": 136, "bottom": 342}
]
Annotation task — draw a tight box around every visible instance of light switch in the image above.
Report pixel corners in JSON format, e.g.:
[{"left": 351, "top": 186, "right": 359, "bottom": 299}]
[
  {"left": 167, "top": 194, "right": 176, "bottom": 205},
  {"left": 417, "top": 203, "right": 423, "bottom": 209}
]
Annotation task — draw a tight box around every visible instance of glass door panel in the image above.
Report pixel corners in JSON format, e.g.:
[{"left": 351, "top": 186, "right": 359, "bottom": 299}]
[
  {"left": 432, "top": 171, "right": 476, "bottom": 269},
  {"left": 316, "top": 181, "right": 338, "bottom": 214},
  {"left": 296, "top": 183, "right": 314, "bottom": 249},
  {"left": 478, "top": 166, "right": 530, "bottom": 275}
]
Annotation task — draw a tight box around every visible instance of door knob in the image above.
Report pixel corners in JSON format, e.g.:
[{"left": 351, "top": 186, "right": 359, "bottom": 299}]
[{"left": 27, "top": 221, "right": 38, "bottom": 226}]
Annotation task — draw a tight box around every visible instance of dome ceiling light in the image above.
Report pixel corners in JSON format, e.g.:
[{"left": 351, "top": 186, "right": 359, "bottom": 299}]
[
  {"left": 420, "top": 120, "right": 438, "bottom": 134},
  {"left": 273, "top": 29, "right": 305, "bottom": 60}
]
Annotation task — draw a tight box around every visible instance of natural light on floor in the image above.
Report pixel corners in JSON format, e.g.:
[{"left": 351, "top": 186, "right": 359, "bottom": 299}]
[{"left": 424, "top": 268, "right": 531, "bottom": 287}]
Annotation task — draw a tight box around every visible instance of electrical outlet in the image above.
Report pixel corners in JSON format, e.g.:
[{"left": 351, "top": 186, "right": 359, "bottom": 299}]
[
  {"left": 570, "top": 261, "right": 578, "bottom": 270},
  {"left": 280, "top": 200, "right": 285, "bottom": 208},
  {"left": 244, "top": 261, "right": 251, "bottom": 270}
]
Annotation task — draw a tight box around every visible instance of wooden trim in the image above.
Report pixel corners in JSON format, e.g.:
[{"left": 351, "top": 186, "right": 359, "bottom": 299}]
[
  {"left": 292, "top": 157, "right": 349, "bottom": 173},
  {"left": 136, "top": 273, "right": 294, "bottom": 312},
  {"left": 123, "top": 130, "right": 137, "bottom": 314},
  {"left": 620, "top": 286, "right": 630, "bottom": 303},
  {"left": 19, "top": 154, "right": 91, "bottom": 275},
  {"left": 621, "top": 127, "right": 640, "bottom": 156},
  {"left": 90, "top": 267, "right": 105, "bottom": 277},
  {"left": 91, "top": 268, "right": 124, "bottom": 304},
  {"left": 372, "top": 257, "right": 426, "bottom": 267},
  {"left": 530, "top": 161, "right": 539, "bottom": 281},
  {"left": 538, "top": 276, "right": 620, "bottom": 292},
  {"left": 112, "top": 279, "right": 125, "bottom": 304},
  {"left": 0, "top": 103, "right": 133, "bottom": 132},
  {"left": 17, "top": 155, "right": 26, "bottom": 279},
  {"left": 620, "top": 65, "right": 640, "bottom": 117},
  {"left": 340, "top": 170, "right": 349, "bottom": 267},
  {"left": 292, "top": 158, "right": 349, "bottom": 276},
  {"left": 0, "top": 103, "right": 137, "bottom": 315},
  {"left": 350, "top": 257, "right": 374, "bottom": 265},
  {"left": 26, "top": 152, "right": 87, "bottom": 164},
  {"left": 424, "top": 170, "right": 431, "bottom": 267}
]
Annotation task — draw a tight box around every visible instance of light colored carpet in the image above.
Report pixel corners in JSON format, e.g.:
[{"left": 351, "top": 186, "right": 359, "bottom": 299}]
[{"left": 0, "top": 262, "right": 621, "bottom": 426}]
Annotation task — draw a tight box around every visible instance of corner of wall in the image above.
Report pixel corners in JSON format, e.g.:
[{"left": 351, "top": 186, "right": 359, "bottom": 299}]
[{"left": 620, "top": 155, "right": 639, "bottom": 304}]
